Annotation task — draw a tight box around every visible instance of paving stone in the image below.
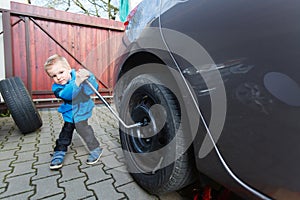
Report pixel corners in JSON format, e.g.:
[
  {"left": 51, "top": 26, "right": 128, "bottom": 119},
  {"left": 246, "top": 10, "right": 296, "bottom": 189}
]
[
  {"left": 118, "top": 157, "right": 126, "bottom": 165},
  {"left": 72, "top": 145, "right": 89, "bottom": 157},
  {"left": 0, "top": 173, "right": 34, "bottom": 198},
  {"left": 103, "top": 125, "right": 119, "bottom": 133},
  {"left": 50, "top": 131, "right": 60, "bottom": 138},
  {"left": 100, "top": 145, "right": 114, "bottom": 157},
  {"left": 39, "top": 131, "right": 53, "bottom": 138},
  {"left": 0, "top": 142, "right": 6, "bottom": 149},
  {"left": 36, "top": 143, "right": 53, "bottom": 154},
  {"left": 52, "top": 121, "right": 64, "bottom": 126},
  {"left": 0, "top": 117, "right": 8, "bottom": 123},
  {"left": 82, "top": 196, "right": 97, "bottom": 200},
  {"left": 0, "top": 190, "right": 34, "bottom": 200},
  {"left": 0, "top": 158, "right": 14, "bottom": 172},
  {"left": 0, "top": 107, "right": 184, "bottom": 200},
  {"left": 0, "top": 150, "right": 17, "bottom": 161},
  {"left": 32, "top": 163, "right": 60, "bottom": 180},
  {"left": 7, "top": 130, "right": 23, "bottom": 139},
  {"left": 93, "top": 128, "right": 107, "bottom": 137},
  {"left": 87, "top": 178, "right": 125, "bottom": 199},
  {"left": 63, "top": 151, "right": 78, "bottom": 166},
  {"left": 0, "top": 171, "right": 9, "bottom": 188},
  {"left": 105, "top": 139, "right": 121, "bottom": 150},
  {"left": 34, "top": 193, "right": 65, "bottom": 200},
  {"left": 38, "top": 136, "right": 53, "bottom": 145},
  {"left": 102, "top": 154, "right": 124, "bottom": 169},
  {"left": 39, "top": 129, "right": 54, "bottom": 136},
  {"left": 89, "top": 117, "right": 102, "bottom": 125},
  {"left": 8, "top": 161, "right": 35, "bottom": 177},
  {"left": 31, "top": 175, "right": 64, "bottom": 199},
  {"left": 34, "top": 152, "right": 52, "bottom": 165},
  {"left": 0, "top": 187, "right": 5, "bottom": 194},
  {"left": 1, "top": 118, "right": 14, "bottom": 123},
  {"left": 81, "top": 164, "right": 111, "bottom": 185},
  {"left": 22, "top": 135, "right": 38, "bottom": 144},
  {"left": 0, "top": 136, "right": 6, "bottom": 145},
  {"left": 111, "top": 147, "right": 125, "bottom": 159},
  {"left": 73, "top": 155, "right": 88, "bottom": 169},
  {"left": 117, "top": 182, "right": 158, "bottom": 200},
  {"left": 39, "top": 123, "right": 51, "bottom": 129},
  {"left": 59, "top": 163, "right": 85, "bottom": 183},
  {"left": 107, "top": 129, "right": 119, "bottom": 137},
  {"left": 98, "top": 134, "right": 115, "bottom": 143},
  {"left": 1, "top": 141, "right": 19, "bottom": 151},
  {"left": 104, "top": 117, "right": 115, "bottom": 124},
  {"left": 60, "top": 177, "right": 94, "bottom": 200},
  {"left": 6, "top": 133, "right": 23, "bottom": 143},
  {"left": 14, "top": 151, "right": 36, "bottom": 163},
  {"left": 107, "top": 166, "right": 133, "bottom": 187},
  {"left": 49, "top": 128, "right": 60, "bottom": 135},
  {"left": 99, "top": 122, "right": 115, "bottom": 130},
  {"left": 18, "top": 142, "right": 36, "bottom": 152}
]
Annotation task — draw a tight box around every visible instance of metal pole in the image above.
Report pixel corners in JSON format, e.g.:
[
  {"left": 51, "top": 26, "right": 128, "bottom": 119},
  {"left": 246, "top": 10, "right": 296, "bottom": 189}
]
[{"left": 85, "top": 80, "right": 142, "bottom": 129}]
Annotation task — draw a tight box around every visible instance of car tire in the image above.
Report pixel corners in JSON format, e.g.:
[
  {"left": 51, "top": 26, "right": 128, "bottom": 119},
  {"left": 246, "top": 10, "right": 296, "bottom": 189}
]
[
  {"left": 119, "top": 74, "right": 196, "bottom": 194},
  {"left": 0, "top": 77, "right": 42, "bottom": 134}
]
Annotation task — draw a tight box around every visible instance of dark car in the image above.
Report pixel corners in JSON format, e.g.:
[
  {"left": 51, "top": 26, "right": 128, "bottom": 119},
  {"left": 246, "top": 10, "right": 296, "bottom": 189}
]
[{"left": 113, "top": 0, "right": 300, "bottom": 199}]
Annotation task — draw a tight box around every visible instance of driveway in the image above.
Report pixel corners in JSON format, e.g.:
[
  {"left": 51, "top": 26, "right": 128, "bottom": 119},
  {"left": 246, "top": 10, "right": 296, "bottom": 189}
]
[{"left": 0, "top": 105, "right": 184, "bottom": 199}]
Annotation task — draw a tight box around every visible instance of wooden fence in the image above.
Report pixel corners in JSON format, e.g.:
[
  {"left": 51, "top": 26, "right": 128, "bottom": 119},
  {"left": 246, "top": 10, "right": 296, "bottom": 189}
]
[{"left": 1, "top": 2, "right": 125, "bottom": 106}]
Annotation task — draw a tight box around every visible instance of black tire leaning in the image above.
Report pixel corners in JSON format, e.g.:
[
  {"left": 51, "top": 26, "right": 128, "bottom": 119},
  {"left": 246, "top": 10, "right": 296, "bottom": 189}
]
[
  {"left": 119, "top": 74, "right": 196, "bottom": 194},
  {"left": 0, "top": 77, "right": 42, "bottom": 134}
]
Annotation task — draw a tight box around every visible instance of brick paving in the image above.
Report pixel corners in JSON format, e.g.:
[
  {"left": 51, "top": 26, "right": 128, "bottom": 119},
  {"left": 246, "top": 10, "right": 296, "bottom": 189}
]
[{"left": 0, "top": 105, "right": 184, "bottom": 200}]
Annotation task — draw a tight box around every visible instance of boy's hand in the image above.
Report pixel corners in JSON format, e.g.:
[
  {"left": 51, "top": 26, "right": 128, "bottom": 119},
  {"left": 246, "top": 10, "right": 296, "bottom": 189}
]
[{"left": 75, "top": 69, "right": 90, "bottom": 86}]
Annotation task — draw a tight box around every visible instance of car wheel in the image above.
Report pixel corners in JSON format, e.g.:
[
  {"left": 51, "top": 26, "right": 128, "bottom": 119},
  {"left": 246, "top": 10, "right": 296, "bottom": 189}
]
[
  {"left": 119, "top": 74, "right": 196, "bottom": 194},
  {"left": 0, "top": 77, "right": 42, "bottom": 134}
]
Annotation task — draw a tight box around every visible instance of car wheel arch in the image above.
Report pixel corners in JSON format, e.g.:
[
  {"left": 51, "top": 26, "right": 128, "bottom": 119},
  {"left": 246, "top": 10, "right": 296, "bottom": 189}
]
[{"left": 116, "top": 51, "right": 202, "bottom": 151}]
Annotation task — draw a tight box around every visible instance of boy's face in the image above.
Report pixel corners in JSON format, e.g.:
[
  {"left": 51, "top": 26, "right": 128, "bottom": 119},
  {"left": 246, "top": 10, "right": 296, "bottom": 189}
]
[{"left": 47, "top": 62, "right": 71, "bottom": 85}]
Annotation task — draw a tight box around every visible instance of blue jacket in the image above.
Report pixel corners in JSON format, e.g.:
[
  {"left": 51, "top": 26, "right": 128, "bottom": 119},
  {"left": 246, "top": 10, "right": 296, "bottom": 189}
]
[{"left": 52, "top": 69, "right": 99, "bottom": 123}]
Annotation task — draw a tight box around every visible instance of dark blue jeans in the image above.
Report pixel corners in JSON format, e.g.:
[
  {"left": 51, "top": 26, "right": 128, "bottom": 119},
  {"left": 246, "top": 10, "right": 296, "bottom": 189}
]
[{"left": 54, "top": 120, "right": 100, "bottom": 152}]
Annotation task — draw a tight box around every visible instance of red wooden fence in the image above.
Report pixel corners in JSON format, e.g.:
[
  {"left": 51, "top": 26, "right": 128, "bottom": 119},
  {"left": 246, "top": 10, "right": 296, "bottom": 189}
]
[{"left": 2, "top": 2, "right": 125, "bottom": 105}]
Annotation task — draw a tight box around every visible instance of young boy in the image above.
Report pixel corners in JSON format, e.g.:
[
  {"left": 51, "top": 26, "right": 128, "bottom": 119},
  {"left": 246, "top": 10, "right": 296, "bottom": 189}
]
[{"left": 44, "top": 54, "right": 103, "bottom": 170}]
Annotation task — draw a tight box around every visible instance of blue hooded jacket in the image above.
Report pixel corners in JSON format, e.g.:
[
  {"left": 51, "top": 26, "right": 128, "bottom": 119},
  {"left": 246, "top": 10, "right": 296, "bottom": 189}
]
[{"left": 52, "top": 69, "right": 99, "bottom": 123}]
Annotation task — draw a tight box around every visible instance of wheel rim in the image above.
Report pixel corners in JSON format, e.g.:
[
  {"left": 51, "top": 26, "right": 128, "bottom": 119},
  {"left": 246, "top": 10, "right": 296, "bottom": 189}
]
[
  {"left": 130, "top": 104, "right": 152, "bottom": 153},
  {"left": 124, "top": 85, "right": 173, "bottom": 173},
  {"left": 129, "top": 92, "right": 170, "bottom": 153}
]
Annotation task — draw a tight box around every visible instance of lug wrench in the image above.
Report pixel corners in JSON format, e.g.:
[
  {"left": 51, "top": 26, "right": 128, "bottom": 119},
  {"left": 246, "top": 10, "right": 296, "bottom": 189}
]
[{"left": 85, "top": 80, "right": 143, "bottom": 129}]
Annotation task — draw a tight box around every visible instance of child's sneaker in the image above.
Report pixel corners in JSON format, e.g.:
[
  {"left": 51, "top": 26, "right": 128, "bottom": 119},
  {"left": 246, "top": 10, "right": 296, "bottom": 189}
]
[
  {"left": 50, "top": 151, "right": 66, "bottom": 170},
  {"left": 87, "top": 147, "right": 103, "bottom": 165}
]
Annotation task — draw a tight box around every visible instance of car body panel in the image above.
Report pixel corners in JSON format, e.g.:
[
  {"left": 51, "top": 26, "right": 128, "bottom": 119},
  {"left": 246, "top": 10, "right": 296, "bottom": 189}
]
[{"left": 114, "top": 0, "right": 300, "bottom": 199}]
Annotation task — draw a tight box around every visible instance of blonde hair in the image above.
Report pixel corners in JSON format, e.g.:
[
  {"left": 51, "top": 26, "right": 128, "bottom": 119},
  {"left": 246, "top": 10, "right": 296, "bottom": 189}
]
[{"left": 44, "top": 54, "right": 71, "bottom": 72}]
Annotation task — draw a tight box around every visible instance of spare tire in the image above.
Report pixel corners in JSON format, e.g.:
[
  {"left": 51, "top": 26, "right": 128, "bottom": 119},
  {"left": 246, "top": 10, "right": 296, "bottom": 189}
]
[{"left": 0, "top": 77, "right": 42, "bottom": 134}]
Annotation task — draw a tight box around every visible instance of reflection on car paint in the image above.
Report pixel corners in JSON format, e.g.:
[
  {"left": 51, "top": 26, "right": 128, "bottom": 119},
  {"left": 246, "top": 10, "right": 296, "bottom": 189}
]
[
  {"left": 182, "top": 58, "right": 255, "bottom": 97},
  {"left": 126, "top": 0, "right": 160, "bottom": 42},
  {"left": 264, "top": 72, "right": 300, "bottom": 107},
  {"left": 236, "top": 83, "right": 273, "bottom": 114},
  {"left": 127, "top": 0, "right": 190, "bottom": 42}
]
